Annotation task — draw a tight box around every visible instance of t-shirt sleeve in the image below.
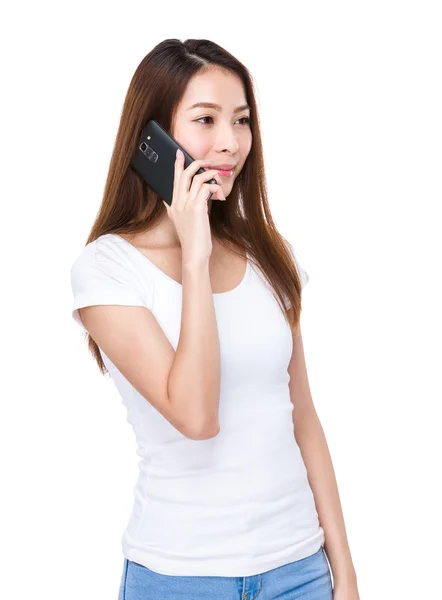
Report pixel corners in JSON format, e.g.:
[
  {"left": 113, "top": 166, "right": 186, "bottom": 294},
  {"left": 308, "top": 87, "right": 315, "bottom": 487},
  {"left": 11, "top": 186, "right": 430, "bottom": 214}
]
[
  {"left": 286, "top": 240, "right": 310, "bottom": 290},
  {"left": 70, "top": 239, "right": 151, "bottom": 333}
]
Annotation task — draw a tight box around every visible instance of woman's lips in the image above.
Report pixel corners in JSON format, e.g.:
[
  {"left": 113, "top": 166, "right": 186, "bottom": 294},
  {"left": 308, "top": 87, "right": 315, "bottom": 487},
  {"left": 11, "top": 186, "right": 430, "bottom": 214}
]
[{"left": 215, "top": 168, "right": 234, "bottom": 177}]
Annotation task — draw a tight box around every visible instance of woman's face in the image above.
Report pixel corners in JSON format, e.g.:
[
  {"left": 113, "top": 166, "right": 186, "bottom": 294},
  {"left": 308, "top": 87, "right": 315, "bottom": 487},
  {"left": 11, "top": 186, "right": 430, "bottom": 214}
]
[{"left": 171, "top": 68, "right": 253, "bottom": 200}]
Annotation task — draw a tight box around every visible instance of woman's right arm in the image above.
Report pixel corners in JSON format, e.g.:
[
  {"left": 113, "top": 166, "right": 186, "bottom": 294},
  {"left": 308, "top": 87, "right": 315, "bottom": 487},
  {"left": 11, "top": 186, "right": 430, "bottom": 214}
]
[
  {"left": 167, "top": 259, "right": 221, "bottom": 439},
  {"left": 77, "top": 153, "right": 225, "bottom": 440},
  {"left": 158, "top": 149, "right": 226, "bottom": 438},
  {"left": 78, "top": 260, "right": 221, "bottom": 440}
]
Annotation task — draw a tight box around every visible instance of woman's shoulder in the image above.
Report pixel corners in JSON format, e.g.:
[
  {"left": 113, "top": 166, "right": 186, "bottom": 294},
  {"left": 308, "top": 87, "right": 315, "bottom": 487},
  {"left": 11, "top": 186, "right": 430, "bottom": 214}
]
[{"left": 70, "top": 233, "right": 151, "bottom": 292}]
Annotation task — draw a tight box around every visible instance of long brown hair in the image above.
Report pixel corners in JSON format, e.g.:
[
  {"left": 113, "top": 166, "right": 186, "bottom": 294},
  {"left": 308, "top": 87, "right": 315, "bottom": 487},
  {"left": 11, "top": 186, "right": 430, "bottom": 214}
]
[{"left": 81, "top": 38, "right": 305, "bottom": 375}]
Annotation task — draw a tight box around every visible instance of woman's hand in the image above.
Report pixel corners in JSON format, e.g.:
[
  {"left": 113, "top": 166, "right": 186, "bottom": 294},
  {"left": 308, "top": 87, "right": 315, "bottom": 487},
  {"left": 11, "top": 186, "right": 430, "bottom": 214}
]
[{"left": 163, "top": 149, "right": 225, "bottom": 266}]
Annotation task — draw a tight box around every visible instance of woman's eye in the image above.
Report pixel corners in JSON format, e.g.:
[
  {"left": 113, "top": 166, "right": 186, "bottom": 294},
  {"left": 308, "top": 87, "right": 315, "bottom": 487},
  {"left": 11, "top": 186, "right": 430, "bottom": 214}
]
[
  {"left": 195, "top": 116, "right": 250, "bottom": 125},
  {"left": 196, "top": 116, "right": 213, "bottom": 125}
]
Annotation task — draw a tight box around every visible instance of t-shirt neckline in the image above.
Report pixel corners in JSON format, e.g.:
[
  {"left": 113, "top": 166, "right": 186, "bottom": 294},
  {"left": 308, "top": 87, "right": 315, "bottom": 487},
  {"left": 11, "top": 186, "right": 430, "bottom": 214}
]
[{"left": 106, "top": 233, "right": 251, "bottom": 297}]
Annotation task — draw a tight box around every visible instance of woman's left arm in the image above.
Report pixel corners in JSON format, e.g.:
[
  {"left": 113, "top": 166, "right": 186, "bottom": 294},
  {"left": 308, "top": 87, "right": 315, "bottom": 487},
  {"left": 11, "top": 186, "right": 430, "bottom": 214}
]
[{"left": 288, "top": 319, "right": 360, "bottom": 597}]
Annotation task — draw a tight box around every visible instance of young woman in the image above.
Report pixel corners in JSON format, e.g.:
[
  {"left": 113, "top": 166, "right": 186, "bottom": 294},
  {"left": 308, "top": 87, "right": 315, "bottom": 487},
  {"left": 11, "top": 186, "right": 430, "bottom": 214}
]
[{"left": 70, "top": 38, "right": 359, "bottom": 600}]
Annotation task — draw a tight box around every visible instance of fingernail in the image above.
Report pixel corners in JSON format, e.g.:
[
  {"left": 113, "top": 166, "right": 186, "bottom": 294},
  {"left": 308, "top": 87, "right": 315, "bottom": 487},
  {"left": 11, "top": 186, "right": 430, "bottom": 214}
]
[{"left": 176, "top": 149, "right": 182, "bottom": 159}]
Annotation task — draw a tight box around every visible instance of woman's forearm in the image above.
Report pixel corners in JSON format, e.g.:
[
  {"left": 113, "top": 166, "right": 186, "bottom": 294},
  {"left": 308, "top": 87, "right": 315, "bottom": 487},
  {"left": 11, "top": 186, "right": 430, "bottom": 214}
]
[
  {"left": 168, "top": 260, "right": 221, "bottom": 439},
  {"left": 294, "top": 409, "right": 358, "bottom": 588}
]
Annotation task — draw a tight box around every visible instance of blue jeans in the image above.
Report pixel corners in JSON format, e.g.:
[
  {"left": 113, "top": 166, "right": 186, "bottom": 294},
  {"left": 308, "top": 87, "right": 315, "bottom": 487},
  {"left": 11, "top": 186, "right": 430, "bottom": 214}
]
[{"left": 118, "top": 546, "right": 333, "bottom": 599}]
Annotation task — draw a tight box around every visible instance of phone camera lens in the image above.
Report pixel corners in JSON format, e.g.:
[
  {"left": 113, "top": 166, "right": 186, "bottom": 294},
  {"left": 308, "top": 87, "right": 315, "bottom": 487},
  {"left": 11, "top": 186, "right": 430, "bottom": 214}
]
[{"left": 139, "top": 142, "right": 147, "bottom": 152}]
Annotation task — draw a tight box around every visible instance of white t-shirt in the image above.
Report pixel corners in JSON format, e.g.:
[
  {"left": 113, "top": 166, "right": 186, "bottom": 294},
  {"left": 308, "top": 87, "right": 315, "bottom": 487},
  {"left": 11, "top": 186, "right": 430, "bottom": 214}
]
[{"left": 70, "top": 233, "right": 324, "bottom": 577}]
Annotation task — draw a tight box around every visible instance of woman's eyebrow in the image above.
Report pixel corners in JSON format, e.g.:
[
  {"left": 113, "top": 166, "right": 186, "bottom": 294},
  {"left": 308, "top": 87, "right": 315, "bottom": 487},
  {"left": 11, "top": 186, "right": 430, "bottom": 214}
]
[{"left": 186, "top": 102, "right": 251, "bottom": 113}]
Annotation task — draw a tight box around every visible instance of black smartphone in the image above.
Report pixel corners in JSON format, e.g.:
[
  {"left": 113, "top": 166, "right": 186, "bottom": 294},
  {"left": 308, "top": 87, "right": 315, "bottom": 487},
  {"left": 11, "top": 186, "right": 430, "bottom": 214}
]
[{"left": 130, "top": 119, "right": 217, "bottom": 206}]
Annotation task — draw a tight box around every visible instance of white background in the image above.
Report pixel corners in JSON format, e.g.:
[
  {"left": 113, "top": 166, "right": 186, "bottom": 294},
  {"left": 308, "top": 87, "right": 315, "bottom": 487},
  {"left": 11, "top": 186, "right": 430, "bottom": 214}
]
[{"left": 1, "top": 1, "right": 441, "bottom": 598}]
